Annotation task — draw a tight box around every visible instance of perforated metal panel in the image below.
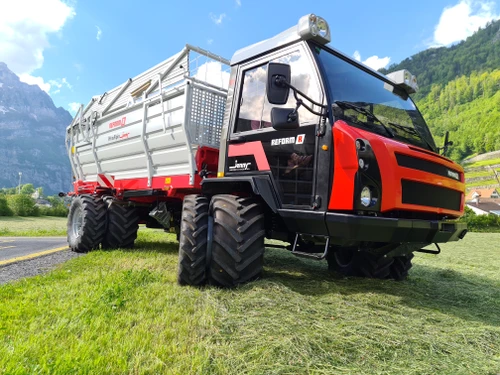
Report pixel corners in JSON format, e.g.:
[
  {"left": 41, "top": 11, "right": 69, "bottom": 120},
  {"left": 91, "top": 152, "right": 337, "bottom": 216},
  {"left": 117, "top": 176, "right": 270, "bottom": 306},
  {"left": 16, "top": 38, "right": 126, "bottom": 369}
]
[{"left": 186, "top": 85, "right": 225, "bottom": 148}]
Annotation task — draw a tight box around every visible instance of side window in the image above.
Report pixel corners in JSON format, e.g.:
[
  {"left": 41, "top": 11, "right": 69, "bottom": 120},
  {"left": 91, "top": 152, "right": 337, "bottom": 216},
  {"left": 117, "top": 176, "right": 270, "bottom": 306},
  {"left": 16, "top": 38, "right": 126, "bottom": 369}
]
[
  {"left": 262, "top": 50, "right": 321, "bottom": 127},
  {"left": 234, "top": 65, "right": 268, "bottom": 133},
  {"left": 234, "top": 49, "right": 321, "bottom": 133}
]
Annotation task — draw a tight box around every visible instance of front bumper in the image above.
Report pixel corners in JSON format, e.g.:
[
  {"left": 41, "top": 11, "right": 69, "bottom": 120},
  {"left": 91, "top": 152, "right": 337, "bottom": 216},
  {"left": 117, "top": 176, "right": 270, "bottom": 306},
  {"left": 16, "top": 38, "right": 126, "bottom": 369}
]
[{"left": 325, "top": 212, "right": 468, "bottom": 244}]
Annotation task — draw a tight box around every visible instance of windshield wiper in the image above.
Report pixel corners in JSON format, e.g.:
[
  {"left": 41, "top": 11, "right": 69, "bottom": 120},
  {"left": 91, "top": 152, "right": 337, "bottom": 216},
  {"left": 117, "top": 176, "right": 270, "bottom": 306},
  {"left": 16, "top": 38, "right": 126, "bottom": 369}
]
[
  {"left": 334, "top": 101, "right": 394, "bottom": 138},
  {"left": 388, "top": 122, "right": 436, "bottom": 152}
]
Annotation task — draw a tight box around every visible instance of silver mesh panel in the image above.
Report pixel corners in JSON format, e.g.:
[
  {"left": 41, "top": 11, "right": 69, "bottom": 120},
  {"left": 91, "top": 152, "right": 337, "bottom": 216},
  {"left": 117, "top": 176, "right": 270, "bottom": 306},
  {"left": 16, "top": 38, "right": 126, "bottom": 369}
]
[{"left": 187, "top": 85, "right": 225, "bottom": 148}]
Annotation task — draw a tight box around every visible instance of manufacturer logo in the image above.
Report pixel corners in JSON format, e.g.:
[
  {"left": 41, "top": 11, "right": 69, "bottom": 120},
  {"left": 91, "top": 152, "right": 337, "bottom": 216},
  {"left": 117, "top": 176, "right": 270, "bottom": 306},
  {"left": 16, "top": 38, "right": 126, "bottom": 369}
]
[
  {"left": 229, "top": 159, "right": 252, "bottom": 172},
  {"left": 108, "top": 132, "right": 130, "bottom": 142},
  {"left": 447, "top": 170, "right": 460, "bottom": 180},
  {"left": 109, "top": 117, "right": 127, "bottom": 129},
  {"left": 271, "top": 135, "right": 306, "bottom": 146}
]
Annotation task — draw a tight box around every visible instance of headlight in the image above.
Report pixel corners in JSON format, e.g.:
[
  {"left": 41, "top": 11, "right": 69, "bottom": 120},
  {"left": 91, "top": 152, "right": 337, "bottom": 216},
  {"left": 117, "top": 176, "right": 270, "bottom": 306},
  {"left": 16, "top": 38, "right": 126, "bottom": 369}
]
[
  {"left": 297, "top": 14, "right": 331, "bottom": 44},
  {"left": 360, "top": 186, "right": 371, "bottom": 207}
]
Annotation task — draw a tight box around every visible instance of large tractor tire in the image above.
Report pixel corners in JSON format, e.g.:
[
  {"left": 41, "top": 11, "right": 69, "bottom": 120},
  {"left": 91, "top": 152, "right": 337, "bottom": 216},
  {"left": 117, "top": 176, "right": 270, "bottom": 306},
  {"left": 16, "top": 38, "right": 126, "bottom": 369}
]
[
  {"left": 102, "top": 201, "right": 139, "bottom": 249},
  {"left": 208, "top": 195, "right": 265, "bottom": 288},
  {"left": 177, "top": 195, "right": 209, "bottom": 286},
  {"left": 326, "top": 246, "right": 358, "bottom": 277},
  {"left": 356, "top": 252, "right": 394, "bottom": 279},
  {"left": 389, "top": 253, "right": 414, "bottom": 281},
  {"left": 67, "top": 195, "right": 107, "bottom": 253},
  {"left": 328, "top": 248, "right": 402, "bottom": 280}
]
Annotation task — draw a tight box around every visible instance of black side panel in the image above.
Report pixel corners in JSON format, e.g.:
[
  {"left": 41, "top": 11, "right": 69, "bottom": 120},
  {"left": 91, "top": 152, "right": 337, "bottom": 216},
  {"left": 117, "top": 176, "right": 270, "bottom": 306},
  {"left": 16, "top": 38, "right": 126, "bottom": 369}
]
[
  {"left": 202, "top": 175, "right": 281, "bottom": 213},
  {"left": 278, "top": 209, "right": 328, "bottom": 235}
]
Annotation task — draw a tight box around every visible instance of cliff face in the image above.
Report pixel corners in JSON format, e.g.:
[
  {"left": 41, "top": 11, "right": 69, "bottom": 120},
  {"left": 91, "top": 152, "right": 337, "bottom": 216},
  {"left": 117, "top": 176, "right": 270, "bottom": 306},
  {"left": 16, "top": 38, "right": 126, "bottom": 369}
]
[{"left": 0, "top": 62, "right": 73, "bottom": 195}]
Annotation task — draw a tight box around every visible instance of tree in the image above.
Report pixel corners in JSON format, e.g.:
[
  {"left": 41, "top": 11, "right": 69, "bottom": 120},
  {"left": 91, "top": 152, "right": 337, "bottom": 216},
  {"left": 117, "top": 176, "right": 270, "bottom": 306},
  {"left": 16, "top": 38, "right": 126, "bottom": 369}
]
[{"left": 20, "top": 183, "right": 35, "bottom": 195}]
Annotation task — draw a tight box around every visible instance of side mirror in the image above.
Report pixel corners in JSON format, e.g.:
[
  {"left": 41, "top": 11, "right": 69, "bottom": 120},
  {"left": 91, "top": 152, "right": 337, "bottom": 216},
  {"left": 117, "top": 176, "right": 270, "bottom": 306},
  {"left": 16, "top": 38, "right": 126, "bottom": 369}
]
[
  {"left": 443, "top": 130, "right": 449, "bottom": 147},
  {"left": 271, "top": 108, "right": 299, "bottom": 130},
  {"left": 267, "top": 63, "right": 291, "bottom": 105},
  {"left": 440, "top": 130, "right": 454, "bottom": 155}
]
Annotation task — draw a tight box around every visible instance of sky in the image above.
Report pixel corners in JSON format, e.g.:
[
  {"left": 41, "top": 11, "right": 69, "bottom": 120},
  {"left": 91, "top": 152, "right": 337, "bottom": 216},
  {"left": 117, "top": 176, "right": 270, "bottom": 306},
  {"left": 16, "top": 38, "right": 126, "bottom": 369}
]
[{"left": 1, "top": 0, "right": 499, "bottom": 115}]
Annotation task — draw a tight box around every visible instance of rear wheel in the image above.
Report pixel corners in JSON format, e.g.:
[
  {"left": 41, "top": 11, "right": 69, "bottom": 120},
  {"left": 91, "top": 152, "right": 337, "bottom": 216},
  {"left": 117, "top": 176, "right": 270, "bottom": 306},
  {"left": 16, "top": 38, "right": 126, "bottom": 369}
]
[
  {"left": 102, "top": 201, "right": 139, "bottom": 249},
  {"left": 177, "top": 195, "right": 209, "bottom": 286},
  {"left": 67, "top": 195, "right": 107, "bottom": 253},
  {"left": 208, "top": 195, "right": 265, "bottom": 288}
]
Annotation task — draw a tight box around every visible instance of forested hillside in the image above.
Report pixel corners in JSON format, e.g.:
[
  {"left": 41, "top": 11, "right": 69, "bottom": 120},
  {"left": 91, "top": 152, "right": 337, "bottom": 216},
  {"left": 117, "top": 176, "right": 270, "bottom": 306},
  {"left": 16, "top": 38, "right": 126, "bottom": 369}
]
[
  {"left": 380, "top": 19, "right": 500, "bottom": 101},
  {"left": 381, "top": 19, "right": 500, "bottom": 162},
  {"left": 417, "top": 70, "right": 500, "bottom": 161}
]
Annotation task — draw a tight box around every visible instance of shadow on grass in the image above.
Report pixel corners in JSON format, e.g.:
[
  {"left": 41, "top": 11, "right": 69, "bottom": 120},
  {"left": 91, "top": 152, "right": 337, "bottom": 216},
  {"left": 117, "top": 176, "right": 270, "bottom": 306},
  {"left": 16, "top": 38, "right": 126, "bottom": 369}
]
[
  {"left": 117, "top": 239, "right": 499, "bottom": 327},
  {"left": 261, "top": 249, "right": 500, "bottom": 327}
]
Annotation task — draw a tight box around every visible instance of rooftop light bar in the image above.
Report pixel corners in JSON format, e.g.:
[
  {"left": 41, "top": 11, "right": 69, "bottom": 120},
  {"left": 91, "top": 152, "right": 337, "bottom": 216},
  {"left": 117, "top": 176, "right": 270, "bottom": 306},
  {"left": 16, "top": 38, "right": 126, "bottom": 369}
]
[{"left": 297, "top": 14, "right": 331, "bottom": 45}]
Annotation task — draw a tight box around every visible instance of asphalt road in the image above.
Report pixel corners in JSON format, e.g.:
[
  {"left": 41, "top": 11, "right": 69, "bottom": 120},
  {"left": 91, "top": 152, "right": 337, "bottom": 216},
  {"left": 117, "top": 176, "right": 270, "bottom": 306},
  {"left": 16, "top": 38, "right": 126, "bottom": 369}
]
[{"left": 0, "top": 237, "right": 69, "bottom": 265}]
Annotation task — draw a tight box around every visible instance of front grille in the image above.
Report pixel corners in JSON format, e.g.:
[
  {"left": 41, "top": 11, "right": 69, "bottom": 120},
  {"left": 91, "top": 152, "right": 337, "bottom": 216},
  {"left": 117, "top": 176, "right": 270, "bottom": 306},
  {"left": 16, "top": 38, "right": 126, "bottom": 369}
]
[
  {"left": 396, "top": 153, "right": 461, "bottom": 181},
  {"left": 401, "top": 180, "right": 461, "bottom": 211}
]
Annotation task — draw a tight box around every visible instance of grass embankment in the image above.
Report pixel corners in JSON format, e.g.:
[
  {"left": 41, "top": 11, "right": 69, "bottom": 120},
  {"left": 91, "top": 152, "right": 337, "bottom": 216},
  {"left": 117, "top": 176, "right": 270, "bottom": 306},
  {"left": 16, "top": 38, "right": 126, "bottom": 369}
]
[
  {"left": 464, "top": 157, "right": 500, "bottom": 169},
  {"left": 0, "top": 230, "right": 499, "bottom": 374},
  {"left": 465, "top": 169, "right": 500, "bottom": 179},
  {"left": 0, "top": 216, "right": 67, "bottom": 237},
  {"left": 466, "top": 179, "right": 500, "bottom": 188}
]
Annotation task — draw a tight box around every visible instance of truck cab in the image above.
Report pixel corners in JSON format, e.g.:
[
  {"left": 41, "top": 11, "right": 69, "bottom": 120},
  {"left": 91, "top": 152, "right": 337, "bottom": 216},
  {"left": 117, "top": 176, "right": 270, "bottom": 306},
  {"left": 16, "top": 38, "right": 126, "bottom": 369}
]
[{"left": 198, "top": 14, "right": 467, "bottom": 286}]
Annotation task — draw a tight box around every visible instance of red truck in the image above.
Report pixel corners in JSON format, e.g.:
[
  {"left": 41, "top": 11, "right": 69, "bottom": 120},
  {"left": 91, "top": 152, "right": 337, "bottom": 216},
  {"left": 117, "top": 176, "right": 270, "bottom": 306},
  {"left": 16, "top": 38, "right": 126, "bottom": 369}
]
[{"left": 65, "top": 13, "right": 467, "bottom": 287}]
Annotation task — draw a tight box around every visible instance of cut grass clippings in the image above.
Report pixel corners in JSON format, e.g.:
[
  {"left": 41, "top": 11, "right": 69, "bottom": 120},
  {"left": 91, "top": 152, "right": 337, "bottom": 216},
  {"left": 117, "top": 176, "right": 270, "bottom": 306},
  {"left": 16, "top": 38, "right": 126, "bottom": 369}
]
[
  {"left": 0, "top": 216, "right": 67, "bottom": 237},
  {"left": 0, "top": 230, "right": 499, "bottom": 374}
]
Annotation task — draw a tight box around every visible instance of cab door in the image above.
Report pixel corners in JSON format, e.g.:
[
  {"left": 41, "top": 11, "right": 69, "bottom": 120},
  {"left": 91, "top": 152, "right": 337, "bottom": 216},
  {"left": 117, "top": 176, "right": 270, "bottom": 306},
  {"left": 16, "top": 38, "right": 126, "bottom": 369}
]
[{"left": 226, "top": 44, "right": 325, "bottom": 208}]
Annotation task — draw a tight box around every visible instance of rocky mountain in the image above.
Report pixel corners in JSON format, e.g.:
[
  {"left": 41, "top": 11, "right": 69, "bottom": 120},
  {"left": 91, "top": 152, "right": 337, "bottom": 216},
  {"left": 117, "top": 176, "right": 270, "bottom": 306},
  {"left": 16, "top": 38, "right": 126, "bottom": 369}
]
[{"left": 0, "top": 62, "right": 73, "bottom": 195}]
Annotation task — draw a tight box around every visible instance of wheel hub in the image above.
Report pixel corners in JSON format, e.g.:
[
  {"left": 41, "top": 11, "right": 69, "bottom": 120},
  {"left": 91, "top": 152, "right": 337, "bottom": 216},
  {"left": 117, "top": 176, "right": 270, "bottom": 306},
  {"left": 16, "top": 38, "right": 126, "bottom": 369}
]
[{"left": 71, "top": 206, "right": 84, "bottom": 239}]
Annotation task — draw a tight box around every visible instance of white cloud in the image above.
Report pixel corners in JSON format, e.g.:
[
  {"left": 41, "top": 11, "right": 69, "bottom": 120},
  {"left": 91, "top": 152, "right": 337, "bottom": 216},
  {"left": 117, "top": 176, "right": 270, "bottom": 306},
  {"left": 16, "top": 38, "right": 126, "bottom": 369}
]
[
  {"left": 96, "top": 26, "right": 102, "bottom": 41},
  {"left": 210, "top": 13, "right": 226, "bottom": 25},
  {"left": 236, "top": 0, "right": 241, "bottom": 6},
  {"left": 353, "top": 51, "right": 391, "bottom": 70},
  {"left": 48, "top": 77, "right": 72, "bottom": 92},
  {"left": 431, "top": 0, "right": 500, "bottom": 46},
  {"left": 362, "top": 55, "right": 391, "bottom": 70},
  {"left": 18, "top": 75, "right": 72, "bottom": 94},
  {"left": 207, "top": 39, "right": 214, "bottom": 45},
  {"left": 194, "top": 61, "right": 230, "bottom": 89},
  {"left": 18, "top": 74, "right": 51, "bottom": 92},
  {"left": 68, "top": 102, "right": 80, "bottom": 115},
  {"left": 0, "top": 0, "right": 76, "bottom": 76}
]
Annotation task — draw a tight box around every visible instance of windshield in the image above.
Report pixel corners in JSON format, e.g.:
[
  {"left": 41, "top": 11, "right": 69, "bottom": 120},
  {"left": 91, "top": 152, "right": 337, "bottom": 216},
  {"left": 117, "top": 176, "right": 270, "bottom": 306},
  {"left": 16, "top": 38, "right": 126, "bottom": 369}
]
[{"left": 312, "top": 45, "right": 437, "bottom": 151}]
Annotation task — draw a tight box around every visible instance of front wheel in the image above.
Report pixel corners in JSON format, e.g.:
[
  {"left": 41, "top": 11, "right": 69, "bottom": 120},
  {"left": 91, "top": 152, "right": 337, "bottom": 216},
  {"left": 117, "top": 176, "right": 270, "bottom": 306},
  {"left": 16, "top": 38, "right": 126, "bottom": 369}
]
[
  {"left": 208, "top": 195, "right": 265, "bottom": 288},
  {"left": 327, "top": 246, "right": 358, "bottom": 277},
  {"left": 67, "top": 195, "right": 107, "bottom": 253},
  {"left": 390, "top": 253, "right": 414, "bottom": 281}
]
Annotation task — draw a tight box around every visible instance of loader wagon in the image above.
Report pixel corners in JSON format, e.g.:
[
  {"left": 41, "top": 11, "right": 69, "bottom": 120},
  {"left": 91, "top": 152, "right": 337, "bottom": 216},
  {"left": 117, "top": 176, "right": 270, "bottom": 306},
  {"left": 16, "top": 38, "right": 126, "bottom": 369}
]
[{"left": 65, "top": 13, "right": 468, "bottom": 288}]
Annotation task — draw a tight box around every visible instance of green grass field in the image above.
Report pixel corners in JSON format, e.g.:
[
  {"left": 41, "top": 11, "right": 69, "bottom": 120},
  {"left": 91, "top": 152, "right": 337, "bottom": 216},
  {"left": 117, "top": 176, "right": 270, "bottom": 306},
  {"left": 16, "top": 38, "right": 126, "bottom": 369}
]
[
  {"left": 0, "top": 230, "right": 499, "bottom": 374},
  {"left": 0, "top": 216, "right": 67, "bottom": 236}
]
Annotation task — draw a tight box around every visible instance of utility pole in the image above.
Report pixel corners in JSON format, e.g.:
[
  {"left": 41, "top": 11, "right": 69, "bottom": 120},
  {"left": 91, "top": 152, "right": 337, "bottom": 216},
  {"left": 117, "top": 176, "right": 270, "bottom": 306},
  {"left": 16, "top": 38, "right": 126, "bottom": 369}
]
[{"left": 18, "top": 172, "right": 22, "bottom": 194}]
